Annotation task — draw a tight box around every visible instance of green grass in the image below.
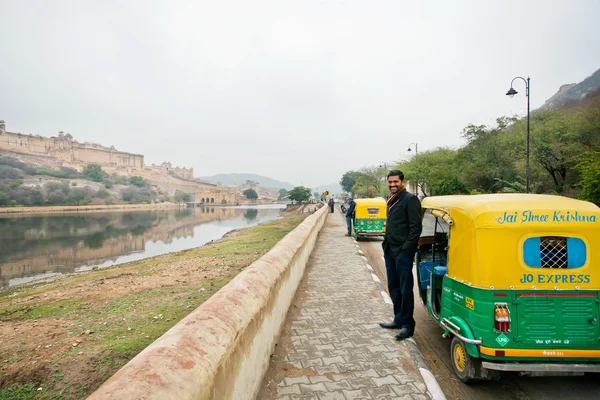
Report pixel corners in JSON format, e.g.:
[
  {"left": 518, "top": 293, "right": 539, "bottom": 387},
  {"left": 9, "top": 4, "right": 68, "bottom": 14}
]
[
  {"left": 0, "top": 299, "right": 85, "bottom": 322},
  {"left": 0, "top": 212, "right": 310, "bottom": 400},
  {"left": 0, "top": 384, "right": 38, "bottom": 400}
]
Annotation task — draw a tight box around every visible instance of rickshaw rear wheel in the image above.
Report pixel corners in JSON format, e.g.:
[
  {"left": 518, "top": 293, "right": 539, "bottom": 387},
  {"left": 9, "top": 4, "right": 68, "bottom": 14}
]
[{"left": 450, "top": 337, "right": 480, "bottom": 383}]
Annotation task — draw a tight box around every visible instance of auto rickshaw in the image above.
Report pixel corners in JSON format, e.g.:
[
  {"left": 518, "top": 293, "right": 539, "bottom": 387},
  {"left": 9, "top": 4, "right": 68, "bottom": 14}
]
[
  {"left": 416, "top": 194, "right": 600, "bottom": 382},
  {"left": 352, "top": 198, "right": 386, "bottom": 240}
]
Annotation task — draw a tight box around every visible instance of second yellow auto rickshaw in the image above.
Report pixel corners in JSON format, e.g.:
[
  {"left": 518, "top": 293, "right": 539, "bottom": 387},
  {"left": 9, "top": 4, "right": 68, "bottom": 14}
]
[
  {"left": 352, "top": 198, "right": 386, "bottom": 240},
  {"left": 417, "top": 194, "right": 600, "bottom": 382}
]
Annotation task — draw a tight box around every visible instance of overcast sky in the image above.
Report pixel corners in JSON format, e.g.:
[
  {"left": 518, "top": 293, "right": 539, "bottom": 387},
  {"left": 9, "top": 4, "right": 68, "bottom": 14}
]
[{"left": 1, "top": 1, "right": 599, "bottom": 188}]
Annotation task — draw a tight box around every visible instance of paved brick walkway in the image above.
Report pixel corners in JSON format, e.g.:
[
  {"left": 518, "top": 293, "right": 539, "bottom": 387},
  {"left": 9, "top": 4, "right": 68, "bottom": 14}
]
[{"left": 260, "top": 211, "right": 430, "bottom": 400}]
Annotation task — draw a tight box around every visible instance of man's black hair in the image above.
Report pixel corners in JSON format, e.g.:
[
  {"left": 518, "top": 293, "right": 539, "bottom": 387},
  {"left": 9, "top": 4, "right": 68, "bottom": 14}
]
[{"left": 387, "top": 170, "right": 404, "bottom": 180}]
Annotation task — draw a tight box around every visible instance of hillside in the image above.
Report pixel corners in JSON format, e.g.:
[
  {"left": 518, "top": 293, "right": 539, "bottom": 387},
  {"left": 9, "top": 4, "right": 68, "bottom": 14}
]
[
  {"left": 541, "top": 67, "right": 600, "bottom": 110},
  {"left": 313, "top": 183, "right": 344, "bottom": 196},
  {"left": 0, "top": 155, "right": 175, "bottom": 207},
  {"left": 198, "top": 173, "right": 295, "bottom": 190}
]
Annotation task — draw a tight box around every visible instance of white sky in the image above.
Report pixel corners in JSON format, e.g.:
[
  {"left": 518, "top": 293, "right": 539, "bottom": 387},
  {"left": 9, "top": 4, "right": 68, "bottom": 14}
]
[{"left": 1, "top": 0, "right": 599, "bottom": 188}]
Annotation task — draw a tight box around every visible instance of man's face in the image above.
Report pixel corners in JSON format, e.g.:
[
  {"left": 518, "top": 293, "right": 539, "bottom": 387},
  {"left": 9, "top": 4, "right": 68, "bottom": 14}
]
[{"left": 388, "top": 175, "right": 405, "bottom": 193}]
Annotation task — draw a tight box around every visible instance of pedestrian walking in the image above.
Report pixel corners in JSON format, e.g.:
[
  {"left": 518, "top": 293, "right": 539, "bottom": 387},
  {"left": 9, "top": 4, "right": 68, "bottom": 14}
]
[
  {"left": 328, "top": 198, "right": 335, "bottom": 213},
  {"left": 344, "top": 197, "right": 356, "bottom": 236},
  {"left": 379, "top": 170, "right": 423, "bottom": 340}
]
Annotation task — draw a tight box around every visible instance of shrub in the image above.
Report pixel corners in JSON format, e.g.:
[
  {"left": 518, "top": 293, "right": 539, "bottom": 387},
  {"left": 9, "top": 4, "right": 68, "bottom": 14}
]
[
  {"left": 94, "top": 188, "right": 110, "bottom": 199},
  {"left": 0, "top": 165, "right": 24, "bottom": 180},
  {"left": 112, "top": 175, "right": 127, "bottom": 185},
  {"left": 0, "top": 189, "right": 8, "bottom": 206},
  {"left": 30, "top": 167, "right": 80, "bottom": 179},
  {"left": 83, "top": 164, "right": 106, "bottom": 182},
  {"left": 47, "top": 190, "right": 67, "bottom": 204},
  {"left": 129, "top": 176, "right": 145, "bottom": 187},
  {"left": 7, "top": 187, "right": 45, "bottom": 206},
  {"left": 121, "top": 187, "right": 154, "bottom": 203},
  {"left": 120, "top": 187, "right": 137, "bottom": 202},
  {"left": 68, "top": 188, "right": 87, "bottom": 205},
  {"left": 0, "top": 156, "right": 25, "bottom": 169},
  {"left": 44, "top": 182, "right": 64, "bottom": 193}
]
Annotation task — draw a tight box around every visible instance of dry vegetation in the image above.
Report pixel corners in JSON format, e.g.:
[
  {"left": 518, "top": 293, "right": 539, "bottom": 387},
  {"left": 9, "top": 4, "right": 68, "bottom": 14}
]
[{"left": 0, "top": 213, "right": 308, "bottom": 400}]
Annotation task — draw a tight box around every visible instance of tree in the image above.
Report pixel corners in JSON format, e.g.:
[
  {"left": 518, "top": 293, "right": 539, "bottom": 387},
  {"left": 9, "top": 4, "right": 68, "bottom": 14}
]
[
  {"left": 0, "top": 189, "right": 7, "bottom": 206},
  {"left": 400, "top": 148, "right": 467, "bottom": 196},
  {"left": 68, "top": 188, "right": 87, "bottom": 205},
  {"left": 173, "top": 190, "right": 191, "bottom": 204},
  {"left": 287, "top": 186, "right": 311, "bottom": 203},
  {"left": 83, "top": 164, "right": 106, "bottom": 182},
  {"left": 575, "top": 151, "right": 600, "bottom": 205},
  {"left": 129, "top": 176, "right": 145, "bottom": 187},
  {"left": 457, "top": 119, "right": 521, "bottom": 192},
  {"left": 47, "top": 190, "right": 66, "bottom": 204},
  {"left": 339, "top": 171, "right": 361, "bottom": 194},
  {"left": 278, "top": 188, "right": 288, "bottom": 200},
  {"left": 243, "top": 188, "right": 258, "bottom": 200}
]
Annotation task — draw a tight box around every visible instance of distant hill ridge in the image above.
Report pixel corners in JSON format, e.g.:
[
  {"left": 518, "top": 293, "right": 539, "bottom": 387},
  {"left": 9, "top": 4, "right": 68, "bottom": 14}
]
[
  {"left": 541, "top": 67, "right": 600, "bottom": 110},
  {"left": 197, "top": 173, "right": 296, "bottom": 190}
]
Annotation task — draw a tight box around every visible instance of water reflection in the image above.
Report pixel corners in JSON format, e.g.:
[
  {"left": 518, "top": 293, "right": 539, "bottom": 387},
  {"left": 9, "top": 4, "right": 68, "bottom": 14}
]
[
  {"left": 0, "top": 205, "right": 284, "bottom": 288},
  {"left": 243, "top": 209, "right": 258, "bottom": 221}
]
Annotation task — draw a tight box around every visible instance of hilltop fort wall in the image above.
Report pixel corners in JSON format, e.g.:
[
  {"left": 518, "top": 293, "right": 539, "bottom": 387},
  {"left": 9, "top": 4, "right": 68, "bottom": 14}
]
[{"left": 0, "top": 120, "right": 193, "bottom": 180}]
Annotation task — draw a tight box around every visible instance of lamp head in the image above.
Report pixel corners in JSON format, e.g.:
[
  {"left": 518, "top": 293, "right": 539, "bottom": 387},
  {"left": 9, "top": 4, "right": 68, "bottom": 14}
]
[
  {"left": 407, "top": 147, "right": 412, "bottom": 152},
  {"left": 506, "top": 87, "right": 518, "bottom": 98}
]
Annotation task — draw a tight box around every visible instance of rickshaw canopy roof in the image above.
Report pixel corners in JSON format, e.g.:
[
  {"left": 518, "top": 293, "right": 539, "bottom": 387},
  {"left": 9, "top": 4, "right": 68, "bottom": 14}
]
[
  {"left": 422, "top": 194, "right": 599, "bottom": 228},
  {"left": 354, "top": 198, "right": 386, "bottom": 207}
]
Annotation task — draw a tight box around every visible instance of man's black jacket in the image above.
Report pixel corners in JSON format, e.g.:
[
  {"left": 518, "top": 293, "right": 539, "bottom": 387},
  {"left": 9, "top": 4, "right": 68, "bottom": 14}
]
[{"left": 382, "top": 189, "right": 423, "bottom": 257}]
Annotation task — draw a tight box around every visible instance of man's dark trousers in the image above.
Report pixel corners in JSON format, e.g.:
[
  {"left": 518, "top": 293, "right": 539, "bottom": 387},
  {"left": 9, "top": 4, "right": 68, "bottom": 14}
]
[
  {"left": 346, "top": 215, "right": 352, "bottom": 235},
  {"left": 384, "top": 250, "right": 416, "bottom": 331}
]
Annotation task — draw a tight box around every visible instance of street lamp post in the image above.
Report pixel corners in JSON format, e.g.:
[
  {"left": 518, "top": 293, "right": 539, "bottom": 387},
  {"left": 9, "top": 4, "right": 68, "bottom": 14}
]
[
  {"left": 407, "top": 143, "right": 418, "bottom": 195},
  {"left": 506, "top": 76, "right": 531, "bottom": 193}
]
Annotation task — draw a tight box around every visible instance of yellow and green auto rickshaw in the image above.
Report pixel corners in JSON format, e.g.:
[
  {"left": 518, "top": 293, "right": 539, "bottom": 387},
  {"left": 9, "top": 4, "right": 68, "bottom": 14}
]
[
  {"left": 416, "top": 194, "right": 600, "bottom": 382},
  {"left": 352, "top": 198, "right": 386, "bottom": 241}
]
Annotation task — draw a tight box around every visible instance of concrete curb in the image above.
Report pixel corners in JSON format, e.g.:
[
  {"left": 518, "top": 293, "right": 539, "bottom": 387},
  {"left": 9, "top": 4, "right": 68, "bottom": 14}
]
[
  {"left": 88, "top": 205, "right": 329, "bottom": 400},
  {"left": 353, "top": 239, "right": 447, "bottom": 400}
]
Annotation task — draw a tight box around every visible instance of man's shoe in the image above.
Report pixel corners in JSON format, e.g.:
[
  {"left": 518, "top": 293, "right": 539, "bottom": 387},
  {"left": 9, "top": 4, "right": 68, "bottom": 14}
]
[
  {"left": 345, "top": 233, "right": 351, "bottom": 236},
  {"left": 379, "top": 321, "right": 401, "bottom": 329},
  {"left": 395, "top": 328, "right": 414, "bottom": 341}
]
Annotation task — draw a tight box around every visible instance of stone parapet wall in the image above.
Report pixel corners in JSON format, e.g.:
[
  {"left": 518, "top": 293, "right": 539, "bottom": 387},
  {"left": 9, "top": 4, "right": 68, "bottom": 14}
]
[{"left": 88, "top": 204, "right": 329, "bottom": 400}]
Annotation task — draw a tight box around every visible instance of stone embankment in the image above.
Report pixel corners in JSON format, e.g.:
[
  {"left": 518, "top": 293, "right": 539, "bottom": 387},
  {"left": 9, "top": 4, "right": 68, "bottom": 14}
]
[{"left": 89, "top": 204, "right": 329, "bottom": 399}]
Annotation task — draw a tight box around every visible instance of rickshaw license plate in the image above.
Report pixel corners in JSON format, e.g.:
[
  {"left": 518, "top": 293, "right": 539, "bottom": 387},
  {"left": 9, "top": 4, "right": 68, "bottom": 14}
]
[{"left": 465, "top": 297, "right": 474, "bottom": 310}]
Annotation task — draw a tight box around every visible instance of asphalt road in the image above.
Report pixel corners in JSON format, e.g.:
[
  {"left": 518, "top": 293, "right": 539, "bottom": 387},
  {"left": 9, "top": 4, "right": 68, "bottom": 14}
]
[{"left": 356, "top": 232, "right": 600, "bottom": 400}]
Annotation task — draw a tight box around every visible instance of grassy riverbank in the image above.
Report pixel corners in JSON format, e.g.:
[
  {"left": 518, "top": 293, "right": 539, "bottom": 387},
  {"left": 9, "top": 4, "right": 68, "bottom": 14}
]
[{"left": 0, "top": 213, "right": 309, "bottom": 400}]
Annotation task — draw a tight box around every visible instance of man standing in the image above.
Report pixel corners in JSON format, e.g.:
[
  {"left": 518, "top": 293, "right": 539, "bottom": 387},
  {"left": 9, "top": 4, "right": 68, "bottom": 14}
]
[
  {"left": 328, "top": 198, "right": 335, "bottom": 213},
  {"left": 345, "top": 197, "right": 356, "bottom": 236},
  {"left": 380, "top": 170, "right": 422, "bottom": 340}
]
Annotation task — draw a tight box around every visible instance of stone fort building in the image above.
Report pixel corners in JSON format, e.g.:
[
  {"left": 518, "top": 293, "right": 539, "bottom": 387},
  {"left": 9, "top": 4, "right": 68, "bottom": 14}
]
[
  {"left": 0, "top": 120, "right": 192, "bottom": 180},
  {"left": 0, "top": 120, "right": 238, "bottom": 204}
]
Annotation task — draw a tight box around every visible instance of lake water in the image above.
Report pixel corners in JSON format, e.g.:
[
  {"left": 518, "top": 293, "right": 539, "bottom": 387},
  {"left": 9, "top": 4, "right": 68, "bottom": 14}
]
[{"left": 0, "top": 204, "right": 285, "bottom": 288}]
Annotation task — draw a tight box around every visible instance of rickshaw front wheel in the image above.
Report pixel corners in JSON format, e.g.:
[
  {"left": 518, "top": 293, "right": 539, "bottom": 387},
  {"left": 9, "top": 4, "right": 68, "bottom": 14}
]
[{"left": 450, "top": 337, "right": 480, "bottom": 383}]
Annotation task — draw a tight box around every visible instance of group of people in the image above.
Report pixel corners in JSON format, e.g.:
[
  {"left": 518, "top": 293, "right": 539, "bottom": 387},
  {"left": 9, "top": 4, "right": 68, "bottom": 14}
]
[{"left": 339, "top": 170, "right": 423, "bottom": 341}]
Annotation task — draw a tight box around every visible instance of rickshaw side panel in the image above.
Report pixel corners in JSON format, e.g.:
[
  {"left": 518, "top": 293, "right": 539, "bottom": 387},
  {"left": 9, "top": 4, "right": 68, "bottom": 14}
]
[
  {"left": 422, "top": 194, "right": 600, "bottom": 371},
  {"left": 440, "top": 279, "right": 493, "bottom": 358}
]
